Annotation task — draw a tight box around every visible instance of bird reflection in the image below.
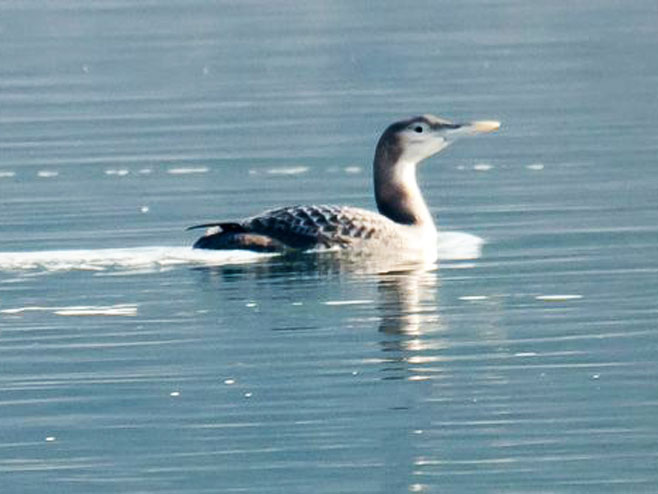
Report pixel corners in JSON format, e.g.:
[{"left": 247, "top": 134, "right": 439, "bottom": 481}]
[
  {"left": 372, "top": 267, "right": 442, "bottom": 493},
  {"left": 192, "top": 253, "right": 451, "bottom": 494},
  {"left": 375, "top": 266, "right": 445, "bottom": 383},
  {"left": 377, "top": 268, "right": 440, "bottom": 336},
  {"left": 192, "top": 251, "right": 445, "bottom": 381}
]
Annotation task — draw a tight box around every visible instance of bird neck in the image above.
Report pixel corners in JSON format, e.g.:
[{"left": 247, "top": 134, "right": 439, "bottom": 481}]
[{"left": 373, "top": 144, "right": 435, "bottom": 228}]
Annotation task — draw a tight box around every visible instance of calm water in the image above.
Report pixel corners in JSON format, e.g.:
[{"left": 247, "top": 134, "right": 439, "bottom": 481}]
[{"left": 1, "top": 0, "right": 658, "bottom": 492}]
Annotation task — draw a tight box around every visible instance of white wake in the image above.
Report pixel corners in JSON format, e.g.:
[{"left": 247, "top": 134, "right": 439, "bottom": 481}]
[
  {"left": 0, "top": 246, "right": 267, "bottom": 273},
  {"left": 0, "top": 232, "right": 483, "bottom": 273}
]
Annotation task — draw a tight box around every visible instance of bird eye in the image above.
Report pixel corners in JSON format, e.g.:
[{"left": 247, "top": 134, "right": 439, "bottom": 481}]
[{"left": 414, "top": 126, "right": 424, "bottom": 133}]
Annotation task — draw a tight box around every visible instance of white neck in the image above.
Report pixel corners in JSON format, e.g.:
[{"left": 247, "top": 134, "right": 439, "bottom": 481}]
[{"left": 374, "top": 157, "right": 436, "bottom": 229}]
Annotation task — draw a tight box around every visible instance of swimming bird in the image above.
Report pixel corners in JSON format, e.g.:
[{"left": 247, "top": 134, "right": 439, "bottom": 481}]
[{"left": 189, "top": 114, "right": 499, "bottom": 262}]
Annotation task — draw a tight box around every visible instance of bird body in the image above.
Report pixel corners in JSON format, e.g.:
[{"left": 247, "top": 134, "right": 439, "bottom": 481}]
[
  {"left": 190, "top": 115, "right": 499, "bottom": 262},
  {"left": 191, "top": 203, "right": 438, "bottom": 259}
]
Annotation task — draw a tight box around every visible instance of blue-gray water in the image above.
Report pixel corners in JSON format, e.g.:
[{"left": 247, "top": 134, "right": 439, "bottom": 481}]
[{"left": 1, "top": 1, "right": 658, "bottom": 492}]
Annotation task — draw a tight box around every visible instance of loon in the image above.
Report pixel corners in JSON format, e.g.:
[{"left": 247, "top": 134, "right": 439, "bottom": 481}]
[{"left": 189, "top": 114, "right": 499, "bottom": 262}]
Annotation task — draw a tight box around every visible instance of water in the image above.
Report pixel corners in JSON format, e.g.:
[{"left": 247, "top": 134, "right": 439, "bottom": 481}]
[{"left": 1, "top": 0, "right": 658, "bottom": 492}]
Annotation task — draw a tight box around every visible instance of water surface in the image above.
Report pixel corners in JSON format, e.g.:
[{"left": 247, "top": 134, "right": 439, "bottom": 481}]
[{"left": 1, "top": 1, "right": 658, "bottom": 492}]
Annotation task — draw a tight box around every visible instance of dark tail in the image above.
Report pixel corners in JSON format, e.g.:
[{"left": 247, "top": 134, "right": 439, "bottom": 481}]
[
  {"left": 190, "top": 222, "right": 245, "bottom": 249},
  {"left": 190, "top": 222, "right": 284, "bottom": 252},
  {"left": 193, "top": 232, "right": 228, "bottom": 249}
]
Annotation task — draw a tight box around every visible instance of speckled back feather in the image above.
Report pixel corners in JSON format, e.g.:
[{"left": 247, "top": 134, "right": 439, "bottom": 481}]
[{"left": 192, "top": 204, "right": 402, "bottom": 252}]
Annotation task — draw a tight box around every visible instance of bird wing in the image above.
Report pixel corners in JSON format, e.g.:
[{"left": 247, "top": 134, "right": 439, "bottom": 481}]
[{"left": 244, "top": 204, "right": 395, "bottom": 249}]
